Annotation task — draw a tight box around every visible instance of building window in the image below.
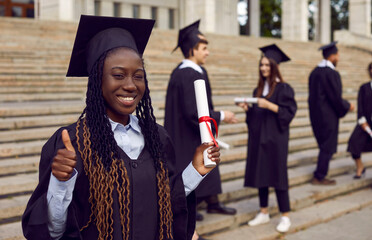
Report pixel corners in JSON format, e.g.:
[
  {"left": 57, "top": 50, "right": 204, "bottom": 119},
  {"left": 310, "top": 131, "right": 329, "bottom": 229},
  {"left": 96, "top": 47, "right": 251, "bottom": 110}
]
[
  {"left": 169, "top": 9, "right": 175, "bottom": 29},
  {"left": 133, "top": 4, "right": 139, "bottom": 18},
  {"left": 94, "top": 0, "right": 100, "bottom": 16},
  {"left": 113, "top": 2, "right": 120, "bottom": 17},
  {"left": 151, "top": 7, "right": 158, "bottom": 27},
  {"left": 0, "top": 0, "right": 34, "bottom": 18},
  {"left": 0, "top": 5, "right": 5, "bottom": 16}
]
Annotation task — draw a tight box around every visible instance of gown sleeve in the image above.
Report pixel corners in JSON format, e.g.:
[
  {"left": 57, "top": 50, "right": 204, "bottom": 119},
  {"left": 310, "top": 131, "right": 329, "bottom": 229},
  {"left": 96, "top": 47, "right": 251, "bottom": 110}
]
[
  {"left": 276, "top": 84, "right": 297, "bottom": 132},
  {"left": 245, "top": 88, "right": 257, "bottom": 125},
  {"left": 22, "top": 127, "right": 82, "bottom": 240},
  {"left": 22, "top": 128, "right": 64, "bottom": 240},
  {"left": 322, "top": 70, "right": 350, "bottom": 118}
]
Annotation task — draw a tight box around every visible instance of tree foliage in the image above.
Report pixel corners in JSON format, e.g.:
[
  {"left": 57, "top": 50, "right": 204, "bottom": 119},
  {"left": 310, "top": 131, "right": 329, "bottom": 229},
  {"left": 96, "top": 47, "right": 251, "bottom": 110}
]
[
  {"left": 331, "top": 0, "right": 349, "bottom": 33},
  {"left": 260, "top": 0, "right": 282, "bottom": 38}
]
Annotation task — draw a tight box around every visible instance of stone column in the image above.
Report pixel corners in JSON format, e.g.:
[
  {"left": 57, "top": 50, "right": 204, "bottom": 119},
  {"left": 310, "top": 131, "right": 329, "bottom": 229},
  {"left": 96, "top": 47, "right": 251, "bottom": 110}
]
[
  {"left": 282, "top": 0, "right": 308, "bottom": 41},
  {"left": 140, "top": 5, "right": 151, "bottom": 19},
  {"left": 157, "top": 7, "right": 168, "bottom": 30},
  {"left": 349, "top": 0, "right": 371, "bottom": 36},
  {"left": 85, "top": 0, "right": 94, "bottom": 15},
  {"left": 99, "top": 0, "right": 113, "bottom": 17},
  {"left": 59, "top": 0, "right": 74, "bottom": 21},
  {"left": 215, "top": 0, "right": 238, "bottom": 35},
  {"left": 319, "top": 0, "right": 331, "bottom": 43},
  {"left": 249, "top": 0, "right": 260, "bottom": 37},
  {"left": 120, "top": 3, "right": 132, "bottom": 18}
]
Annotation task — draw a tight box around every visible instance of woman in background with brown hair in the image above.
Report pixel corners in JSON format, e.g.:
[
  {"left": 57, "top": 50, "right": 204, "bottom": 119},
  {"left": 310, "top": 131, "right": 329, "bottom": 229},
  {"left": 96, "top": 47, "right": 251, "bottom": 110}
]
[{"left": 238, "top": 44, "right": 297, "bottom": 233}]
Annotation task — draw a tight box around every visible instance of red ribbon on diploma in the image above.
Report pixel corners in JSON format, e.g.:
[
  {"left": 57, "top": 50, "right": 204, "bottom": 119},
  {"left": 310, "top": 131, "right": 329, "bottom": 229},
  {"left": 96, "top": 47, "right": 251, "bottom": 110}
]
[{"left": 198, "top": 116, "right": 219, "bottom": 148}]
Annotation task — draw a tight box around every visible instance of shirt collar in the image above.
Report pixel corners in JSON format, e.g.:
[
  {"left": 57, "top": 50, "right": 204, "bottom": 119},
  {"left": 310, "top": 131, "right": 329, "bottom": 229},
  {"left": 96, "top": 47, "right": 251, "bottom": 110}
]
[
  {"left": 178, "top": 59, "right": 203, "bottom": 74},
  {"left": 109, "top": 115, "right": 141, "bottom": 133},
  {"left": 318, "top": 59, "right": 335, "bottom": 69}
]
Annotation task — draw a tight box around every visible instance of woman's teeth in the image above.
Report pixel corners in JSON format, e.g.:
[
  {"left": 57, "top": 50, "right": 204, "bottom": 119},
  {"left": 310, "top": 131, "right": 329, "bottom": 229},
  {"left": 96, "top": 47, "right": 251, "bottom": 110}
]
[{"left": 119, "top": 96, "right": 134, "bottom": 101}]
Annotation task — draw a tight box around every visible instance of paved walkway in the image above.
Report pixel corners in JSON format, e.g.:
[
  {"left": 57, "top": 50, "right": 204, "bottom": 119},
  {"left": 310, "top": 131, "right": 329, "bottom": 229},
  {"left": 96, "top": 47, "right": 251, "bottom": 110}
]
[{"left": 286, "top": 205, "right": 372, "bottom": 240}]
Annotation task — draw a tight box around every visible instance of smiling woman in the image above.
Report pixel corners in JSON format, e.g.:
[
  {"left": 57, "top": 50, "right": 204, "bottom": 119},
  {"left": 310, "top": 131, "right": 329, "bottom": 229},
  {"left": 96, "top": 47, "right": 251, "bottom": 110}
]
[{"left": 21, "top": 15, "right": 221, "bottom": 240}]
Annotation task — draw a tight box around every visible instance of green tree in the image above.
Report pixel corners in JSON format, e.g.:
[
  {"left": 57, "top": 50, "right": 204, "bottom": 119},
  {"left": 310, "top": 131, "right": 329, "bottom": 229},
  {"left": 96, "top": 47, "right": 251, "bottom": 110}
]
[
  {"left": 260, "top": 0, "right": 282, "bottom": 38},
  {"left": 331, "top": 0, "right": 348, "bottom": 40}
]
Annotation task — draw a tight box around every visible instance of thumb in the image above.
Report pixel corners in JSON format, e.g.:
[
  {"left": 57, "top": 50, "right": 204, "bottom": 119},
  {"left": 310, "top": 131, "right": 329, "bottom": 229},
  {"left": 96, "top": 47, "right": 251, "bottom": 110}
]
[{"left": 62, "top": 129, "right": 75, "bottom": 153}]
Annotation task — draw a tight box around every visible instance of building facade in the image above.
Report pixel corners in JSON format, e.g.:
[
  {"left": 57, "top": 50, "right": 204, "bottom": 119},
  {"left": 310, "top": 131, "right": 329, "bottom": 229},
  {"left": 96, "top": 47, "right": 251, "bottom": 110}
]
[{"left": 34, "top": 0, "right": 239, "bottom": 36}]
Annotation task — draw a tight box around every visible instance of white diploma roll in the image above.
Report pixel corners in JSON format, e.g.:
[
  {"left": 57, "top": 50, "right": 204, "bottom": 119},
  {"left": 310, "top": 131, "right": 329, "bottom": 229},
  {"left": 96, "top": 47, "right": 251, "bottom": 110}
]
[
  {"left": 234, "top": 97, "right": 258, "bottom": 104},
  {"left": 194, "top": 79, "right": 216, "bottom": 167}
]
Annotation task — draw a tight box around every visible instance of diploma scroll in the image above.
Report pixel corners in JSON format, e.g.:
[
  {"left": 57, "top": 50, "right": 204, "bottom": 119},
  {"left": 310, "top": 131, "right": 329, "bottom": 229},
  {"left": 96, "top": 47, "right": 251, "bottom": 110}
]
[
  {"left": 194, "top": 79, "right": 217, "bottom": 167},
  {"left": 234, "top": 97, "right": 258, "bottom": 104}
]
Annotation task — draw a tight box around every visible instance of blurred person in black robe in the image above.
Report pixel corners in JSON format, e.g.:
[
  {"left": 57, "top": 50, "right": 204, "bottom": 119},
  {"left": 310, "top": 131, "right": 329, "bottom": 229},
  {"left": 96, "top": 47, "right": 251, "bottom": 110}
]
[
  {"left": 21, "top": 15, "right": 222, "bottom": 240},
  {"left": 308, "top": 41, "right": 354, "bottom": 185},
  {"left": 347, "top": 62, "right": 372, "bottom": 179},
  {"left": 237, "top": 44, "right": 297, "bottom": 233},
  {"left": 164, "top": 20, "right": 237, "bottom": 240}
]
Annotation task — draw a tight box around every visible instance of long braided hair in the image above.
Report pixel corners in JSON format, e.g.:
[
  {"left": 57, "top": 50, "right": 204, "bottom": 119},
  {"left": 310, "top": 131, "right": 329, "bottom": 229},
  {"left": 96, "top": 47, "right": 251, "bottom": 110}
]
[{"left": 75, "top": 47, "right": 173, "bottom": 240}]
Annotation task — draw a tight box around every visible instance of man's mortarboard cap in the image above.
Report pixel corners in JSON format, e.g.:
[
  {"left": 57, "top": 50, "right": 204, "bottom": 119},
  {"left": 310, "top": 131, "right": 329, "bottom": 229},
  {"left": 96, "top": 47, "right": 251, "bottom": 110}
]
[
  {"left": 318, "top": 41, "right": 338, "bottom": 59},
  {"left": 173, "top": 20, "right": 202, "bottom": 57},
  {"left": 259, "top": 44, "right": 290, "bottom": 64},
  {"left": 66, "top": 15, "right": 155, "bottom": 77}
]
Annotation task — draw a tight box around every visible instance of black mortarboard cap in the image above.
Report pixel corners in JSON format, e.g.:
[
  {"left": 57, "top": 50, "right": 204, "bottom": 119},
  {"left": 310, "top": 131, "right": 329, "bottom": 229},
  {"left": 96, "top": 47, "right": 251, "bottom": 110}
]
[
  {"left": 259, "top": 44, "right": 290, "bottom": 64},
  {"left": 318, "top": 41, "right": 338, "bottom": 59},
  {"left": 66, "top": 15, "right": 155, "bottom": 77},
  {"left": 173, "top": 20, "right": 202, "bottom": 57}
]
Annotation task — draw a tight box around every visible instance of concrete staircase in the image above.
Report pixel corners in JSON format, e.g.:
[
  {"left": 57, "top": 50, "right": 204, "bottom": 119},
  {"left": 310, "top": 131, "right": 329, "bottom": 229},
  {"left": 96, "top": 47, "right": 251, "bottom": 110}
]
[{"left": 0, "top": 17, "right": 371, "bottom": 240}]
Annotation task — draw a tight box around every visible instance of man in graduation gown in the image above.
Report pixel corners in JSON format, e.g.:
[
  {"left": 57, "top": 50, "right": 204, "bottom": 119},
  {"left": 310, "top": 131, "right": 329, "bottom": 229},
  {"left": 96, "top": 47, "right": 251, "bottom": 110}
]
[
  {"left": 164, "top": 20, "right": 238, "bottom": 221},
  {"left": 308, "top": 41, "right": 354, "bottom": 185}
]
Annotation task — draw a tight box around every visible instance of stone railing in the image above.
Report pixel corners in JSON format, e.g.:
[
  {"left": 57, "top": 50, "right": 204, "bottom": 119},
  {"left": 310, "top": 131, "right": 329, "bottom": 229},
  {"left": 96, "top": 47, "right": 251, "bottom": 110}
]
[{"left": 334, "top": 30, "right": 372, "bottom": 53}]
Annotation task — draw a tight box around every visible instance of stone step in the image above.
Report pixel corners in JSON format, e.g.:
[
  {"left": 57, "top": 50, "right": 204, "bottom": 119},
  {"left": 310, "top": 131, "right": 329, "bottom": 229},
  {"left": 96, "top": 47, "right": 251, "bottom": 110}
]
[
  {"left": 0, "top": 93, "right": 85, "bottom": 102},
  {"left": 195, "top": 168, "right": 372, "bottom": 236},
  {"left": 220, "top": 129, "right": 351, "bottom": 151},
  {"left": 0, "top": 126, "right": 60, "bottom": 143},
  {"left": 0, "top": 140, "right": 45, "bottom": 159},
  {"left": 209, "top": 189, "right": 372, "bottom": 240},
  {"left": 219, "top": 143, "right": 351, "bottom": 182},
  {"left": 0, "top": 108, "right": 350, "bottom": 143},
  {"left": 0, "top": 86, "right": 85, "bottom": 94},
  {"left": 0, "top": 221, "right": 25, "bottom": 240},
  {"left": 0, "top": 114, "right": 79, "bottom": 130},
  {"left": 0, "top": 156, "right": 39, "bottom": 176},
  {"left": 218, "top": 154, "right": 372, "bottom": 204},
  {"left": 0, "top": 172, "right": 37, "bottom": 196},
  {"left": 285, "top": 201, "right": 372, "bottom": 240},
  {"left": 0, "top": 118, "right": 353, "bottom": 159},
  {"left": 220, "top": 143, "right": 349, "bottom": 168},
  {"left": 0, "top": 101, "right": 85, "bottom": 117},
  {"left": 1, "top": 152, "right": 370, "bottom": 234}
]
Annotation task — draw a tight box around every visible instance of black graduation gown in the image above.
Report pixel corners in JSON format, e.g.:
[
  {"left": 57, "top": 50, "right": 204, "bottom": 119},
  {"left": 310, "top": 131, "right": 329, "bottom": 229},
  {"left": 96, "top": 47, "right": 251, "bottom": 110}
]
[
  {"left": 164, "top": 64, "right": 222, "bottom": 198},
  {"left": 347, "top": 82, "right": 372, "bottom": 155},
  {"left": 308, "top": 66, "right": 350, "bottom": 154},
  {"left": 22, "top": 122, "right": 196, "bottom": 240},
  {"left": 244, "top": 82, "right": 297, "bottom": 190}
]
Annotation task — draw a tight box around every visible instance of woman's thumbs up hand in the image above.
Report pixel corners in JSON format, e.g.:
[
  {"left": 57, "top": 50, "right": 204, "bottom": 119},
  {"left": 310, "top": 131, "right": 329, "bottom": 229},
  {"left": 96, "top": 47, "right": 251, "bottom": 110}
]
[{"left": 51, "top": 129, "right": 77, "bottom": 181}]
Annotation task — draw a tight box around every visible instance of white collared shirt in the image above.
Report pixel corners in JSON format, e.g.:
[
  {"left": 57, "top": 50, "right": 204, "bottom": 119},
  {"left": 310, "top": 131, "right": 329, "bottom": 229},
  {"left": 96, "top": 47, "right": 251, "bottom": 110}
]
[
  {"left": 179, "top": 59, "right": 203, "bottom": 74},
  {"left": 317, "top": 59, "right": 335, "bottom": 69},
  {"left": 109, "top": 115, "right": 144, "bottom": 159}
]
